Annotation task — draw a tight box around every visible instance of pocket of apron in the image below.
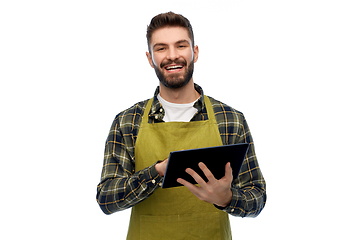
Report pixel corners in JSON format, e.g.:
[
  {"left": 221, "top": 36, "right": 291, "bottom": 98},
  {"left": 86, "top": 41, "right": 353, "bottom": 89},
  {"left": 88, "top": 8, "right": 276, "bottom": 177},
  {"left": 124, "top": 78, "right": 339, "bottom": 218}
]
[{"left": 140, "top": 212, "right": 221, "bottom": 240}]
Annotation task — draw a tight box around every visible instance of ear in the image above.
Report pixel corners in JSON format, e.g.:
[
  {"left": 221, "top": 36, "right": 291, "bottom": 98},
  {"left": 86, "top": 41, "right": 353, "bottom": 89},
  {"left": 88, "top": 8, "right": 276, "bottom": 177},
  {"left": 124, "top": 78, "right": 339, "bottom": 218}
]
[
  {"left": 193, "top": 45, "right": 199, "bottom": 63},
  {"left": 146, "top": 52, "right": 154, "bottom": 68}
]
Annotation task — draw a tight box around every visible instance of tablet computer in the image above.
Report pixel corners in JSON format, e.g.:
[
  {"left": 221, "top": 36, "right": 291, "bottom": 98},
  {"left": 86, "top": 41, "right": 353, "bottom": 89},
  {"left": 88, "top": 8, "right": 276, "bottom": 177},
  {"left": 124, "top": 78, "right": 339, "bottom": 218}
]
[{"left": 161, "top": 143, "right": 249, "bottom": 188}]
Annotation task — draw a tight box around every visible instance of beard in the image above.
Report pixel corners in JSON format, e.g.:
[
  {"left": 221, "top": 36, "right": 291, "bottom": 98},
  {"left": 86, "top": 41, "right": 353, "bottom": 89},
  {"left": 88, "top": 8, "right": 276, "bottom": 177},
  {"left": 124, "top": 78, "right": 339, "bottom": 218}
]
[{"left": 153, "top": 59, "right": 194, "bottom": 89}]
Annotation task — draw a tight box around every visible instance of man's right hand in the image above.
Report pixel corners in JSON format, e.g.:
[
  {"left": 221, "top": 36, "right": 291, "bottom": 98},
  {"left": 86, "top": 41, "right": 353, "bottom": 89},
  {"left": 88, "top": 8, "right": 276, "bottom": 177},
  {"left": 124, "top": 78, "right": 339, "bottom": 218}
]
[{"left": 155, "top": 158, "right": 168, "bottom": 177}]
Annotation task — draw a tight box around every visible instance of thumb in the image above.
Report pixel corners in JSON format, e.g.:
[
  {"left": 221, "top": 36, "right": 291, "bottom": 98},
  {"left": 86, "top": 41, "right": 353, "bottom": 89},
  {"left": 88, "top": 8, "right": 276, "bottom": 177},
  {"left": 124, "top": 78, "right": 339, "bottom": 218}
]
[{"left": 225, "top": 162, "right": 233, "bottom": 179}]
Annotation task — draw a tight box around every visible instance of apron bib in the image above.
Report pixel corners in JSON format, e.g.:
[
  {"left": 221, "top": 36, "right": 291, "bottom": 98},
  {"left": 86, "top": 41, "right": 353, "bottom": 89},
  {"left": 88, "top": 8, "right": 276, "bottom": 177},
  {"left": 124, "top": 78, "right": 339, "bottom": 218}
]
[{"left": 126, "top": 96, "right": 232, "bottom": 240}]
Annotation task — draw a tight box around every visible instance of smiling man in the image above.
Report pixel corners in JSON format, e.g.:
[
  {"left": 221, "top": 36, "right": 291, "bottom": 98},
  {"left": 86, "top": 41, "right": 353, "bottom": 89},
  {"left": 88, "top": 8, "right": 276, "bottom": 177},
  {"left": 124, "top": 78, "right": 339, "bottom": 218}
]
[
  {"left": 97, "top": 12, "right": 266, "bottom": 240},
  {"left": 147, "top": 27, "right": 197, "bottom": 91}
]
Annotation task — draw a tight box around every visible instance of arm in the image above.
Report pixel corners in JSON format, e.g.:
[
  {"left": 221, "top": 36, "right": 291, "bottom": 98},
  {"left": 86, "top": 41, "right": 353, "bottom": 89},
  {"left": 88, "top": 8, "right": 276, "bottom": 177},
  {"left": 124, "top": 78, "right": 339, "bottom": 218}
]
[
  {"left": 96, "top": 116, "right": 162, "bottom": 215},
  {"left": 181, "top": 100, "right": 266, "bottom": 217},
  {"left": 223, "top": 117, "right": 266, "bottom": 217}
]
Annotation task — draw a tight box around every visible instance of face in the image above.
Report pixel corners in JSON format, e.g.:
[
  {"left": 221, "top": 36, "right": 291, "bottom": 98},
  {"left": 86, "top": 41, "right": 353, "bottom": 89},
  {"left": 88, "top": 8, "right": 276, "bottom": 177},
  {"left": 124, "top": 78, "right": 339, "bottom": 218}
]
[{"left": 146, "top": 27, "right": 199, "bottom": 89}]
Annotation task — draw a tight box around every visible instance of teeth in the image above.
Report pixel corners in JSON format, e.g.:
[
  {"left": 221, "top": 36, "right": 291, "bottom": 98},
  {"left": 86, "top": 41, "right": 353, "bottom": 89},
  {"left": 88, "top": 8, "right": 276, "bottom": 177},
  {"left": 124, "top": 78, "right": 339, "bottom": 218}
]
[{"left": 166, "top": 65, "right": 183, "bottom": 70}]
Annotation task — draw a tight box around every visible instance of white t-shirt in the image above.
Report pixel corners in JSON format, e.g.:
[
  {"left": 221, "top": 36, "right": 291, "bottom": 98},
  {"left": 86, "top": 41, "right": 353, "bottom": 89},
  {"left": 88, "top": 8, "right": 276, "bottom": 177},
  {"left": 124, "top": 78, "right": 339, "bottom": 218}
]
[{"left": 157, "top": 94, "right": 199, "bottom": 122}]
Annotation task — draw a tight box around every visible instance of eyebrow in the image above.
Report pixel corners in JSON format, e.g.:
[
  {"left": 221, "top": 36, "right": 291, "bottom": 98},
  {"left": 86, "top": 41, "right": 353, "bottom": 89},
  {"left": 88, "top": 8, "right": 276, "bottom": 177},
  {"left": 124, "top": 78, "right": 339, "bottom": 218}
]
[{"left": 152, "top": 39, "right": 191, "bottom": 49}]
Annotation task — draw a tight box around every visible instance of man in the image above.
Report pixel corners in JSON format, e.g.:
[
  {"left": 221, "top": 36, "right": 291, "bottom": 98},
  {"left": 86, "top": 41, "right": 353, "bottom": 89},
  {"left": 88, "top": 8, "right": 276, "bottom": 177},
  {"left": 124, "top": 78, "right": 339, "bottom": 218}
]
[{"left": 97, "top": 12, "right": 266, "bottom": 240}]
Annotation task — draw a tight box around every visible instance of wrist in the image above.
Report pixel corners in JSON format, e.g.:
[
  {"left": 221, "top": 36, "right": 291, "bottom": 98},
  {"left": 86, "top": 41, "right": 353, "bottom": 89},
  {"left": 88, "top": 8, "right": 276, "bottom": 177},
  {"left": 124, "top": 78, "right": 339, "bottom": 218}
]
[{"left": 216, "top": 189, "right": 232, "bottom": 207}]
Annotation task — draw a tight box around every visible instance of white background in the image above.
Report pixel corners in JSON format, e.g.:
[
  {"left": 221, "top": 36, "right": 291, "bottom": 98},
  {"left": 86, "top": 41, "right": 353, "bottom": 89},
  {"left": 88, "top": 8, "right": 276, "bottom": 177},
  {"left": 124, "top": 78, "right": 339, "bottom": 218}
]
[{"left": 1, "top": 0, "right": 359, "bottom": 239}]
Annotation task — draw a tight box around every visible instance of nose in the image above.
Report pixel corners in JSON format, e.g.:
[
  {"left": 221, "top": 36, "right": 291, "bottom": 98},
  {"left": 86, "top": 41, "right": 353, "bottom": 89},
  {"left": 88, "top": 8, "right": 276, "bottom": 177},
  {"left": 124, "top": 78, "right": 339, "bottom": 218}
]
[{"left": 166, "top": 46, "right": 179, "bottom": 61}]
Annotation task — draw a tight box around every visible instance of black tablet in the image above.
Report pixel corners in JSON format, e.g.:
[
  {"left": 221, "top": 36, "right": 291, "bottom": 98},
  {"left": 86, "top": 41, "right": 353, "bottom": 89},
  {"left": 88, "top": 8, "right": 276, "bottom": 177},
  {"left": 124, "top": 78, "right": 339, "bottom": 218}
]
[{"left": 161, "top": 143, "right": 249, "bottom": 188}]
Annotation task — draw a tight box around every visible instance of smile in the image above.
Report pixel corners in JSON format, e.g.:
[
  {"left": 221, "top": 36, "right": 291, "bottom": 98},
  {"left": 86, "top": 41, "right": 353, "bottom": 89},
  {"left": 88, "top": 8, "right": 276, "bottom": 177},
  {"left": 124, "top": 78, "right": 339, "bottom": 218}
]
[{"left": 164, "top": 64, "right": 184, "bottom": 73}]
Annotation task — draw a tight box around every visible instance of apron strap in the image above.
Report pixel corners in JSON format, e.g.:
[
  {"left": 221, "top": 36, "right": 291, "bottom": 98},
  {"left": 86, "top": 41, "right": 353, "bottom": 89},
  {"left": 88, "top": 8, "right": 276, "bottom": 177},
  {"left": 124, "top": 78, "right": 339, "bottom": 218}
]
[
  {"left": 142, "top": 98, "right": 153, "bottom": 124},
  {"left": 203, "top": 95, "right": 217, "bottom": 123}
]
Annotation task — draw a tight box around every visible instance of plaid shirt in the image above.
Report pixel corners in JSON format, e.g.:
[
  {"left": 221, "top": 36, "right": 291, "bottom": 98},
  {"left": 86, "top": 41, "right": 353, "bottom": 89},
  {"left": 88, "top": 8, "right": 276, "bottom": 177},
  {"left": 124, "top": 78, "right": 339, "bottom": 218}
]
[{"left": 97, "top": 84, "right": 266, "bottom": 217}]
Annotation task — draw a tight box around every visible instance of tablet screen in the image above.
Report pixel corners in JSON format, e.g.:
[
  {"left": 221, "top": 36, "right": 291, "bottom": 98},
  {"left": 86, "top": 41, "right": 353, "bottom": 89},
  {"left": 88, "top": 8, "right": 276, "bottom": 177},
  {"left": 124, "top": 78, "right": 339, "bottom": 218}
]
[{"left": 161, "top": 143, "right": 249, "bottom": 188}]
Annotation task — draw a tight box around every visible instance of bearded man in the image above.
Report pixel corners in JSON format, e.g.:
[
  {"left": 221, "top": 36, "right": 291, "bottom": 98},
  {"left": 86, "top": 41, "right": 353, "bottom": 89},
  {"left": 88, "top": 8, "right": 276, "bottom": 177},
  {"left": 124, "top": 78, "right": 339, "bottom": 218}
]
[{"left": 97, "top": 12, "right": 266, "bottom": 240}]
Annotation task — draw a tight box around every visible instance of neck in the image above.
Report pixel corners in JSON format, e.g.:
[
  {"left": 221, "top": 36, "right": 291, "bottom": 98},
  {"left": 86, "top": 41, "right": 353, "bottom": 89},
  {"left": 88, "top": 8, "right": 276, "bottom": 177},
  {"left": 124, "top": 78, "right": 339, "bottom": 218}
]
[{"left": 159, "top": 79, "right": 200, "bottom": 104}]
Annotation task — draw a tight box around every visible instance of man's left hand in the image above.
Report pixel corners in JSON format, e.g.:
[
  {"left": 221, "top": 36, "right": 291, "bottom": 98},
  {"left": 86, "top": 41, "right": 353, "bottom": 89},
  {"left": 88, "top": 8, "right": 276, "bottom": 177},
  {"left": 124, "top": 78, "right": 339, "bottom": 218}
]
[{"left": 177, "top": 162, "right": 233, "bottom": 207}]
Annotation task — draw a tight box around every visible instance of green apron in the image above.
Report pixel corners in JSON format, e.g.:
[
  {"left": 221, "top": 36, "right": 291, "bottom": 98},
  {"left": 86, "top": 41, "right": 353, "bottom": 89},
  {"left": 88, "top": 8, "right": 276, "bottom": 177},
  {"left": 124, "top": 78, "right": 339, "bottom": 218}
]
[{"left": 126, "top": 96, "right": 232, "bottom": 240}]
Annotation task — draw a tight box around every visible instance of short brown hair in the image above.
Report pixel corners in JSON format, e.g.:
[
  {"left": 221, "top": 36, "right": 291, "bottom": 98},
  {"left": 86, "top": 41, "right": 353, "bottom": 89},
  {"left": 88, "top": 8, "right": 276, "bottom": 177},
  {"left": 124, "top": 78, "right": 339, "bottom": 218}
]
[{"left": 146, "top": 12, "right": 195, "bottom": 52}]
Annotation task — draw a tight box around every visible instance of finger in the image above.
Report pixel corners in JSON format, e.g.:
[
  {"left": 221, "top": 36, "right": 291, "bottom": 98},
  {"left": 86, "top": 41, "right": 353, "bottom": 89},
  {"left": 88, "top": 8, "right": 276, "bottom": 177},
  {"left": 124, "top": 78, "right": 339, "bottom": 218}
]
[
  {"left": 177, "top": 178, "right": 204, "bottom": 200},
  {"left": 223, "top": 162, "right": 233, "bottom": 181},
  {"left": 185, "top": 167, "right": 207, "bottom": 186},
  {"left": 198, "top": 162, "right": 216, "bottom": 182},
  {"left": 216, "top": 163, "right": 232, "bottom": 182},
  {"left": 177, "top": 178, "right": 200, "bottom": 192}
]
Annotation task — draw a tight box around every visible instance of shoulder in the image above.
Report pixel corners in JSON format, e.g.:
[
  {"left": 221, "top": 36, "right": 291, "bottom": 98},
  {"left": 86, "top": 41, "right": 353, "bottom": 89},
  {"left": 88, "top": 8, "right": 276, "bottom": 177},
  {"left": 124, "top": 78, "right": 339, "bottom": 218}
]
[
  {"left": 207, "top": 96, "right": 245, "bottom": 123},
  {"left": 113, "top": 99, "right": 150, "bottom": 129},
  {"left": 207, "top": 96, "right": 250, "bottom": 145}
]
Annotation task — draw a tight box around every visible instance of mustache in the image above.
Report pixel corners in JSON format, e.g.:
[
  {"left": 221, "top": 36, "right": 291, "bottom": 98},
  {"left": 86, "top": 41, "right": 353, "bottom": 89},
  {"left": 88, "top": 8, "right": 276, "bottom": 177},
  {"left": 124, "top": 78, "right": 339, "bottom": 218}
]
[{"left": 160, "top": 59, "right": 187, "bottom": 68}]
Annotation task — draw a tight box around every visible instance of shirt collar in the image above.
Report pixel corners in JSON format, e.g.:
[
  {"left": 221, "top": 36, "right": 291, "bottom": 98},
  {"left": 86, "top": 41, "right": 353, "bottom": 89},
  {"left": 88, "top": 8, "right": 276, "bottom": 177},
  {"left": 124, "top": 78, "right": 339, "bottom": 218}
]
[{"left": 148, "top": 83, "right": 206, "bottom": 121}]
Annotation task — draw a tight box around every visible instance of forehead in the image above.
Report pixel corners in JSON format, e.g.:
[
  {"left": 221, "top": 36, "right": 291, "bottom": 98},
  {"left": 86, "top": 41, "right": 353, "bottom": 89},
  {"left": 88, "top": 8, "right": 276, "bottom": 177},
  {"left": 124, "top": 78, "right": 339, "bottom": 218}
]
[{"left": 150, "top": 26, "right": 191, "bottom": 47}]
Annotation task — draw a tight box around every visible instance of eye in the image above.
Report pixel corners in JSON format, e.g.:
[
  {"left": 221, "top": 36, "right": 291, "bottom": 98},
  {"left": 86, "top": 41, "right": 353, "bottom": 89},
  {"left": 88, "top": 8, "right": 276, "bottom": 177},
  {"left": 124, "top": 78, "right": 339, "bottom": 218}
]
[{"left": 153, "top": 45, "right": 167, "bottom": 52}]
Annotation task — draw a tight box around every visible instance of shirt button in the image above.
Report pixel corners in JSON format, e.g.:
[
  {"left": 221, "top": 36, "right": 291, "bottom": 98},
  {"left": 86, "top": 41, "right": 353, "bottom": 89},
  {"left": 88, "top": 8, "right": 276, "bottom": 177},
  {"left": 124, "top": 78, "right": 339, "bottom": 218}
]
[
  {"left": 151, "top": 179, "right": 156, "bottom": 184},
  {"left": 159, "top": 182, "right": 162, "bottom": 187},
  {"left": 160, "top": 108, "right": 163, "bottom": 113}
]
